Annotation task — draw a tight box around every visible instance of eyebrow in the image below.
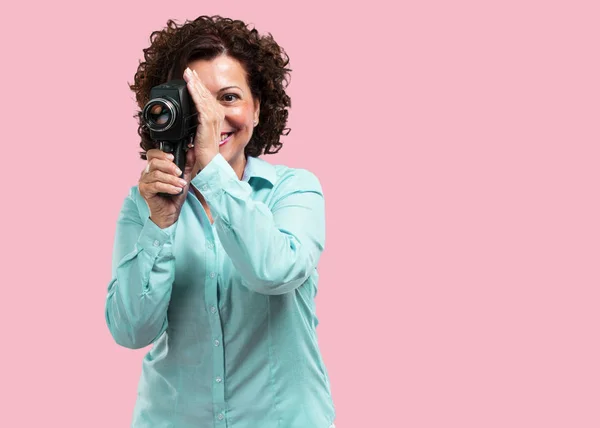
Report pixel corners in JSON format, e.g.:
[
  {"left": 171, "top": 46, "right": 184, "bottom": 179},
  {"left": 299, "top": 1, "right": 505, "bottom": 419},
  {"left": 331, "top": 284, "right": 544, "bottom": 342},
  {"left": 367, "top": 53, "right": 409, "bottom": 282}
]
[{"left": 218, "top": 86, "right": 242, "bottom": 92}]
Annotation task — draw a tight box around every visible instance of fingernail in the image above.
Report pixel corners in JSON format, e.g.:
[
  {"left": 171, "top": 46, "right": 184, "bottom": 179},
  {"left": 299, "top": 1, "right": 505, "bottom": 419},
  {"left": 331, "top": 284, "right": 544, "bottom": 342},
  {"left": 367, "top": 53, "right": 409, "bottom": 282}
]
[
  {"left": 179, "top": 179, "right": 187, "bottom": 186},
  {"left": 175, "top": 168, "right": 182, "bottom": 175},
  {"left": 184, "top": 67, "right": 192, "bottom": 77},
  {"left": 167, "top": 154, "right": 174, "bottom": 160}
]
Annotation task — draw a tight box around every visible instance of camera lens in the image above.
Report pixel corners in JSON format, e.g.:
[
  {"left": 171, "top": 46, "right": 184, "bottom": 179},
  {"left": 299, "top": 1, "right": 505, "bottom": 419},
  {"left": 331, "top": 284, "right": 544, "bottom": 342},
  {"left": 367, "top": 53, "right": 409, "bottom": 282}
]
[
  {"left": 150, "top": 104, "right": 169, "bottom": 124},
  {"left": 143, "top": 98, "right": 177, "bottom": 132}
]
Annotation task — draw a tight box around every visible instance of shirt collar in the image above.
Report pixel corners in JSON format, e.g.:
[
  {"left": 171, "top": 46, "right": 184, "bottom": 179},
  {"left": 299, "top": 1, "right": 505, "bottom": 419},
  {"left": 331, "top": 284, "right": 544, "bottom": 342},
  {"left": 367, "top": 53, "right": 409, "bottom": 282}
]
[{"left": 242, "top": 155, "right": 277, "bottom": 186}]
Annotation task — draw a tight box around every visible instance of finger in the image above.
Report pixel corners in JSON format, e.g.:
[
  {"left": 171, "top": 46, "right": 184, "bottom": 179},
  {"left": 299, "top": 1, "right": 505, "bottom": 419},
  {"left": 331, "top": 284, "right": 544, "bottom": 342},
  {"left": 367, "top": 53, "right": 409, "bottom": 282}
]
[
  {"left": 191, "top": 69, "right": 212, "bottom": 99},
  {"left": 143, "top": 157, "right": 183, "bottom": 177},
  {"left": 190, "top": 71, "right": 225, "bottom": 121},
  {"left": 143, "top": 169, "right": 187, "bottom": 188},
  {"left": 184, "top": 67, "right": 210, "bottom": 98},
  {"left": 143, "top": 149, "right": 174, "bottom": 176},
  {"left": 146, "top": 148, "right": 174, "bottom": 162},
  {"left": 184, "top": 69, "right": 209, "bottom": 119},
  {"left": 148, "top": 181, "right": 185, "bottom": 196}
]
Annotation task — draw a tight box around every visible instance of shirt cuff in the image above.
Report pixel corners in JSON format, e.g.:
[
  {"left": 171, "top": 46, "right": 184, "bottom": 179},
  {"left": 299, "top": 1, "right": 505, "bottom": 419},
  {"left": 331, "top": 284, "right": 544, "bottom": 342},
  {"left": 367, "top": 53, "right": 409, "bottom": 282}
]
[
  {"left": 190, "top": 153, "right": 238, "bottom": 199},
  {"left": 136, "top": 217, "right": 178, "bottom": 259}
]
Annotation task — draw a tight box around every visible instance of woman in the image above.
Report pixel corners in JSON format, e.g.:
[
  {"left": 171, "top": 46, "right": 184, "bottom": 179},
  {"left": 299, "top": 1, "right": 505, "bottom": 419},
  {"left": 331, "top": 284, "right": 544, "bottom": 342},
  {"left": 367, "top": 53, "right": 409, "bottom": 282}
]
[{"left": 105, "top": 15, "right": 336, "bottom": 428}]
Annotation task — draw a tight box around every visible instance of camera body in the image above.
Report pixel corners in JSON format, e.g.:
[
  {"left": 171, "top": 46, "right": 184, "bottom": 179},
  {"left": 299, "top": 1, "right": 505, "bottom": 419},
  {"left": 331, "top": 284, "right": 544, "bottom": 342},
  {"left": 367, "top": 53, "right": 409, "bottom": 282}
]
[{"left": 142, "top": 79, "right": 198, "bottom": 196}]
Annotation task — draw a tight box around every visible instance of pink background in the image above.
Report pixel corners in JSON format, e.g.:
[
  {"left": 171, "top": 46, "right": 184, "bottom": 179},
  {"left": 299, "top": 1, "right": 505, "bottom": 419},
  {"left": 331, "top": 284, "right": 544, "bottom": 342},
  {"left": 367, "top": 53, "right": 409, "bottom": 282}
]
[{"left": 3, "top": 0, "right": 599, "bottom": 426}]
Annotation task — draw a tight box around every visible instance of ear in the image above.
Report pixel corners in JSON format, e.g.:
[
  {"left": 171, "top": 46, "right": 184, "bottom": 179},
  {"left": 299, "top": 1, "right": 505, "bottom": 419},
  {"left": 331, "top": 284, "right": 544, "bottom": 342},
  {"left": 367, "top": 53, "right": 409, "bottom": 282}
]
[{"left": 253, "top": 98, "right": 260, "bottom": 125}]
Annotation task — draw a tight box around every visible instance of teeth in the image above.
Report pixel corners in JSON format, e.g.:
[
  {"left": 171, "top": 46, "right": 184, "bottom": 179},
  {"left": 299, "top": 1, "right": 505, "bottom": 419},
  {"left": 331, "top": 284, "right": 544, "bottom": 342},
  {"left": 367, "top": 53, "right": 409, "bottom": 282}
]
[{"left": 221, "top": 133, "right": 232, "bottom": 141}]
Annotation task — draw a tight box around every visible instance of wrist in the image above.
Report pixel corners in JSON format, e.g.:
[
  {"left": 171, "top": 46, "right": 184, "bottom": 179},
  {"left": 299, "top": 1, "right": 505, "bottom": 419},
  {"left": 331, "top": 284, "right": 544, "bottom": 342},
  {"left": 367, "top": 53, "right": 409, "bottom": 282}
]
[
  {"left": 192, "top": 152, "right": 218, "bottom": 177},
  {"left": 150, "top": 215, "right": 177, "bottom": 229}
]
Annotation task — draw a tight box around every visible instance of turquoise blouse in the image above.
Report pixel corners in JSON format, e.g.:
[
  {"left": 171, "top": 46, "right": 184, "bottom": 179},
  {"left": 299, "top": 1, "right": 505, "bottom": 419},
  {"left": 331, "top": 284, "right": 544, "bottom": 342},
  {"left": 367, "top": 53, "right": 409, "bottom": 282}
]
[{"left": 105, "top": 153, "right": 336, "bottom": 427}]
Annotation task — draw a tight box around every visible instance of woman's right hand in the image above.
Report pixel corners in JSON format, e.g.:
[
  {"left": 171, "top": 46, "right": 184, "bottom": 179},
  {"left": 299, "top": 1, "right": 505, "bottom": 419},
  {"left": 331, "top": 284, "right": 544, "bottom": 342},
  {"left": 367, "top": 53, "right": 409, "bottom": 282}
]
[{"left": 139, "top": 147, "right": 196, "bottom": 229}]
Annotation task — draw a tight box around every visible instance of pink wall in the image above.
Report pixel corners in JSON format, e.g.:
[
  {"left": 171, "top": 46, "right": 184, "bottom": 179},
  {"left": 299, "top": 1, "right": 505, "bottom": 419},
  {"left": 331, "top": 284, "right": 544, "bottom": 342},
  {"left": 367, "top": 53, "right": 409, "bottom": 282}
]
[{"left": 4, "top": 0, "right": 599, "bottom": 426}]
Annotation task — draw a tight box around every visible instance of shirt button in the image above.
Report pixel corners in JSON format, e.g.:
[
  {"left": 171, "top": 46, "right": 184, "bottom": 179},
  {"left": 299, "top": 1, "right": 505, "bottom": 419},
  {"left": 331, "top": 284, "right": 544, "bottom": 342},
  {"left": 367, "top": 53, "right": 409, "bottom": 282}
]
[
  {"left": 210, "top": 306, "right": 217, "bottom": 314},
  {"left": 217, "top": 413, "right": 224, "bottom": 420},
  {"left": 214, "top": 339, "right": 220, "bottom": 346},
  {"left": 207, "top": 241, "right": 214, "bottom": 249},
  {"left": 210, "top": 272, "right": 216, "bottom": 279},
  {"left": 215, "top": 376, "right": 222, "bottom": 383},
  {"left": 201, "top": 184, "right": 208, "bottom": 191},
  {"left": 153, "top": 240, "right": 160, "bottom": 247}
]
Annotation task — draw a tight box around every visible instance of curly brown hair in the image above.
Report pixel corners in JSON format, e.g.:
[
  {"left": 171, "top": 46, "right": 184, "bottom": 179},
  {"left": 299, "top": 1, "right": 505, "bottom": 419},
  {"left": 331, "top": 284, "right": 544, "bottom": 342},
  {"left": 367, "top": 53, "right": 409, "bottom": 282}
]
[{"left": 129, "top": 15, "right": 292, "bottom": 160}]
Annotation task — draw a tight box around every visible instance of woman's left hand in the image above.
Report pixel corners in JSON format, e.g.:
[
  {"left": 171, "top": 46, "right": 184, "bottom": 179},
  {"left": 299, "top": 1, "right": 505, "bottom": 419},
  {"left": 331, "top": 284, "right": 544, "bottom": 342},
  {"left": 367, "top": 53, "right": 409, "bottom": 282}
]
[{"left": 183, "top": 67, "right": 224, "bottom": 178}]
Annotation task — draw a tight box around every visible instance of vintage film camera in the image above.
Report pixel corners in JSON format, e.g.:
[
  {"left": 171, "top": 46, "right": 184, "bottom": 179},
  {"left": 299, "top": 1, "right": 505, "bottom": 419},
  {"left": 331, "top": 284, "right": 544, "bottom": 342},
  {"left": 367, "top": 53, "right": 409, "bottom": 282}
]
[{"left": 142, "top": 79, "right": 198, "bottom": 196}]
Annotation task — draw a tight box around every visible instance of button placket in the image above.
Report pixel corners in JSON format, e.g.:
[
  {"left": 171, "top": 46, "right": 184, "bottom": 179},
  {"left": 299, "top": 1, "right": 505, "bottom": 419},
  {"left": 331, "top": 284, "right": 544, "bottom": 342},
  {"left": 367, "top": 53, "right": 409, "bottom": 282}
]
[{"left": 204, "top": 224, "right": 227, "bottom": 421}]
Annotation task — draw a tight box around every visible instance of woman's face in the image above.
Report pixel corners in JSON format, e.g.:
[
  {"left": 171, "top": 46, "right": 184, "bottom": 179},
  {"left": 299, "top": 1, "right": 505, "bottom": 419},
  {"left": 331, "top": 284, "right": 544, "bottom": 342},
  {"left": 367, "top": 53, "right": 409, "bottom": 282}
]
[{"left": 187, "top": 54, "right": 260, "bottom": 166}]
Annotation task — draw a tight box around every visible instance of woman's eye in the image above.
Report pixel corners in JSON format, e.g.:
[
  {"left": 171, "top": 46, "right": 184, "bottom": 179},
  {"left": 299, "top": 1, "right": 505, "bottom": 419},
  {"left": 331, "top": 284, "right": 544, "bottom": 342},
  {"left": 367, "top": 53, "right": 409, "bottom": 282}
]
[{"left": 222, "top": 94, "right": 239, "bottom": 102}]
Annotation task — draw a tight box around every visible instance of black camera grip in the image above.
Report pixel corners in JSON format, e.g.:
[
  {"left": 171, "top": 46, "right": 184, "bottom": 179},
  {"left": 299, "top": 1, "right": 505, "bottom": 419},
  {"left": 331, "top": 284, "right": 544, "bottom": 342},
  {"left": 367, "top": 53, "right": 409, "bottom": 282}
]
[{"left": 157, "top": 141, "right": 187, "bottom": 198}]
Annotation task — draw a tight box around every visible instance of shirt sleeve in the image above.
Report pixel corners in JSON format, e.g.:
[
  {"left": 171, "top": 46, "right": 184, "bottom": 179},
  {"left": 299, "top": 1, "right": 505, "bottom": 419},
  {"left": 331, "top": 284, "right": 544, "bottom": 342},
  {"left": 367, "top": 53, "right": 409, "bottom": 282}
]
[
  {"left": 190, "top": 153, "right": 325, "bottom": 295},
  {"left": 104, "top": 187, "right": 178, "bottom": 349}
]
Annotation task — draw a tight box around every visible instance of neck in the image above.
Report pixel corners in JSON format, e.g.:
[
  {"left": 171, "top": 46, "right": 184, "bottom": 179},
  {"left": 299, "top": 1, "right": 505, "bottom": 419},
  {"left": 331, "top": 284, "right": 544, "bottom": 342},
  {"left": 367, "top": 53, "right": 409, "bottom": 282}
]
[{"left": 229, "top": 153, "right": 247, "bottom": 180}]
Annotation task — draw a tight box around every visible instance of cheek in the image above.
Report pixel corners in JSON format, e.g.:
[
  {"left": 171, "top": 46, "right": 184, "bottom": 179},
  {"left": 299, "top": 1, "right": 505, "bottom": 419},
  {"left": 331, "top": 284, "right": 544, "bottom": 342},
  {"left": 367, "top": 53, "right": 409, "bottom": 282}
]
[{"left": 228, "top": 105, "right": 254, "bottom": 128}]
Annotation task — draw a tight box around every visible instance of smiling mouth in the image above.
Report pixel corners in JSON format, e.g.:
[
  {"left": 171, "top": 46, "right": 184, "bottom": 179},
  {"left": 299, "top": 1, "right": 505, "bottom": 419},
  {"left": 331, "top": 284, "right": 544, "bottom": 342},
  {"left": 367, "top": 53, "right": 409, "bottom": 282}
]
[{"left": 220, "top": 132, "right": 234, "bottom": 146}]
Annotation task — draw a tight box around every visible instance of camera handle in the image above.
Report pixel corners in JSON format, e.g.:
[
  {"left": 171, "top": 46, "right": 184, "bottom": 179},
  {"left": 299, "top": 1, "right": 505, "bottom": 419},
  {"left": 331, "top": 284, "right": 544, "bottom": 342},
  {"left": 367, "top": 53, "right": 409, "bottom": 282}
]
[{"left": 156, "top": 137, "right": 190, "bottom": 197}]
